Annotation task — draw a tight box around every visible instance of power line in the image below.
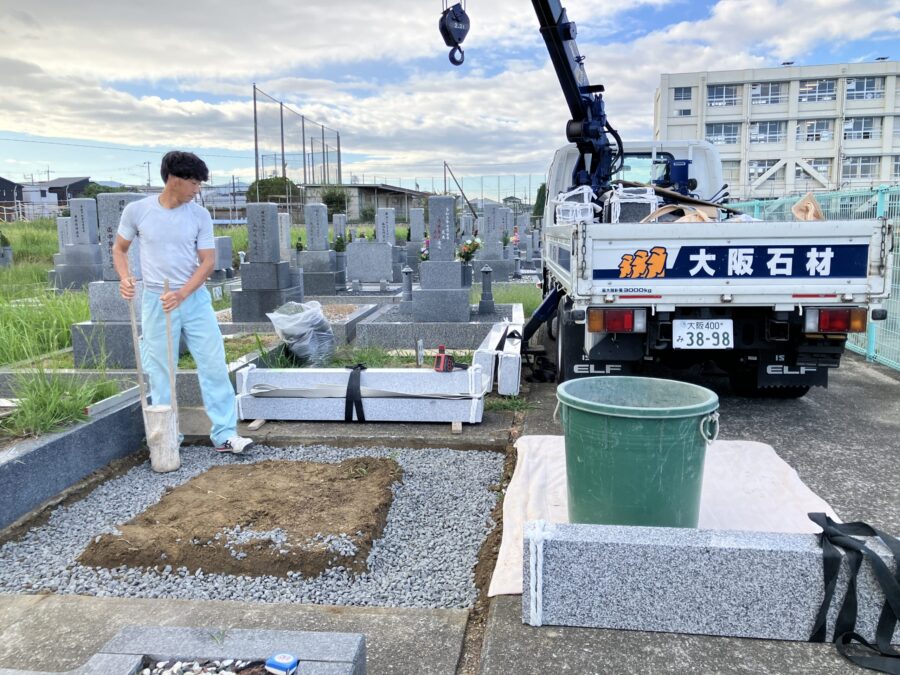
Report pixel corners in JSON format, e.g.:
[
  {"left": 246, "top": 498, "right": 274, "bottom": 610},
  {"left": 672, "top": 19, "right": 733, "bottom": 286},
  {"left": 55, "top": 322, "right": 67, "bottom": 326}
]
[{"left": 0, "top": 137, "right": 253, "bottom": 160}]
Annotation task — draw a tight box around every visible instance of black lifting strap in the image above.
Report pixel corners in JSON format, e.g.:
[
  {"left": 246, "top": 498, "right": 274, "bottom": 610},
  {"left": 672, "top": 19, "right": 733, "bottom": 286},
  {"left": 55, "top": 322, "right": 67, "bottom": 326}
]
[
  {"left": 808, "top": 512, "right": 900, "bottom": 674},
  {"left": 495, "top": 325, "right": 523, "bottom": 353},
  {"left": 344, "top": 364, "right": 367, "bottom": 422}
]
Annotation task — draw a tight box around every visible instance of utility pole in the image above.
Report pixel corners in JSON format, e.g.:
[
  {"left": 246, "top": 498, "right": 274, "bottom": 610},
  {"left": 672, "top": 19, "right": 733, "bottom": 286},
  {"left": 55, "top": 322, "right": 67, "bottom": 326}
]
[{"left": 143, "top": 161, "right": 152, "bottom": 187}]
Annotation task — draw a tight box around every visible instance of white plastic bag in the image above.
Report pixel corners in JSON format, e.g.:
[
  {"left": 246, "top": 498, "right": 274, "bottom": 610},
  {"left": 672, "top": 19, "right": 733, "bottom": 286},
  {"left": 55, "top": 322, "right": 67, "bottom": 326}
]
[{"left": 266, "top": 301, "right": 335, "bottom": 366}]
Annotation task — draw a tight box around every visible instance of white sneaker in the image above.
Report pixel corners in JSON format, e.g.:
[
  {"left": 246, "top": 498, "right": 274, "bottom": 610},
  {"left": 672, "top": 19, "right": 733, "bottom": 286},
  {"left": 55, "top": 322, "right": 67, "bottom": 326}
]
[{"left": 215, "top": 435, "right": 256, "bottom": 454}]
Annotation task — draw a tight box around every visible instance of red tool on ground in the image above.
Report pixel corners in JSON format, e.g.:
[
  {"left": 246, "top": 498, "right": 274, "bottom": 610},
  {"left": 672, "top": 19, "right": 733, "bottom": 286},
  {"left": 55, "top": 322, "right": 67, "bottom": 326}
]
[{"left": 434, "top": 345, "right": 455, "bottom": 372}]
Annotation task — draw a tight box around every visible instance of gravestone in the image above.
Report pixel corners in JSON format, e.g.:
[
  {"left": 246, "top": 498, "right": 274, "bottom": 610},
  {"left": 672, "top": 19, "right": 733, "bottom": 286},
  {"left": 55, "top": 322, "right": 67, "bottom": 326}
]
[
  {"left": 231, "top": 203, "right": 304, "bottom": 322},
  {"left": 298, "top": 202, "right": 342, "bottom": 295},
  {"left": 459, "top": 213, "right": 474, "bottom": 238},
  {"left": 212, "top": 235, "right": 234, "bottom": 279},
  {"left": 333, "top": 213, "right": 348, "bottom": 241},
  {"left": 72, "top": 193, "right": 146, "bottom": 368},
  {"left": 406, "top": 207, "right": 426, "bottom": 275},
  {"left": 375, "top": 207, "right": 402, "bottom": 281},
  {"left": 401, "top": 195, "right": 471, "bottom": 322},
  {"left": 277, "top": 212, "right": 293, "bottom": 263},
  {"left": 346, "top": 240, "right": 393, "bottom": 284},
  {"left": 52, "top": 198, "right": 104, "bottom": 290},
  {"left": 499, "top": 207, "right": 513, "bottom": 236},
  {"left": 428, "top": 196, "right": 456, "bottom": 262},
  {"left": 475, "top": 203, "right": 512, "bottom": 281}
]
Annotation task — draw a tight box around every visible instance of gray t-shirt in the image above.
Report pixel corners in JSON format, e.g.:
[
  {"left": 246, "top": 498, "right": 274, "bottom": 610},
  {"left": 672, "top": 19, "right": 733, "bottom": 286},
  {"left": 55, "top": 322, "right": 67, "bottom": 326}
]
[{"left": 117, "top": 196, "right": 214, "bottom": 293}]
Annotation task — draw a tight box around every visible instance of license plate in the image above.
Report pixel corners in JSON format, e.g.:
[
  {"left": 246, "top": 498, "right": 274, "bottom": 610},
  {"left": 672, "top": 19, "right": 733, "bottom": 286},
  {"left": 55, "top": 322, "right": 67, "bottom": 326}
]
[{"left": 673, "top": 319, "right": 734, "bottom": 350}]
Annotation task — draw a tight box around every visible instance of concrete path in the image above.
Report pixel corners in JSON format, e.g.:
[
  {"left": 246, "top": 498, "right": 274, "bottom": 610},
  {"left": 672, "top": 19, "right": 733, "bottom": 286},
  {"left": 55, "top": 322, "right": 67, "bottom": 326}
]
[{"left": 0, "top": 594, "right": 467, "bottom": 675}]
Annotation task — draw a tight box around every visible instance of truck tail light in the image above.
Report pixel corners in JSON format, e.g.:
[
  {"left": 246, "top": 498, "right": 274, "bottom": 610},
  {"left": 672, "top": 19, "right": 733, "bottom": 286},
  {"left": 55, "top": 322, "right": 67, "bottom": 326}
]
[
  {"left": 587, "top": 308, "right": 647, "bottom": 333},
  {"left": 804, "top": 308, "right": 868, "bottom": 333}
]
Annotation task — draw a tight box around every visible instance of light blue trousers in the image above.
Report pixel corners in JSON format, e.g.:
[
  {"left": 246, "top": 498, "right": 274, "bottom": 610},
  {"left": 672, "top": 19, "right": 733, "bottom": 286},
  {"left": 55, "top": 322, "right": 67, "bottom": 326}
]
[{"left": 141, "top": 286, "right": 236, "bottom": 446}]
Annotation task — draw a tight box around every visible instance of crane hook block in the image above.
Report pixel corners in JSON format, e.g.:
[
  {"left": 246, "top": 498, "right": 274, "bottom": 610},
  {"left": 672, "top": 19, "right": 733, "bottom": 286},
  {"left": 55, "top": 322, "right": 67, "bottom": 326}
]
[{"left": 440, "top": 2, "right": 470, "bottom": 66}]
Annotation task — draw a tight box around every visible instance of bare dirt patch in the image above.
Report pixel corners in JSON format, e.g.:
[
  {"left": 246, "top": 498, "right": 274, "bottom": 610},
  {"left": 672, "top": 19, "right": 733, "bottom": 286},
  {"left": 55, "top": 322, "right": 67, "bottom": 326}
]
[{"left": 78, "top": 457, "right": 401, "bottom": 578}]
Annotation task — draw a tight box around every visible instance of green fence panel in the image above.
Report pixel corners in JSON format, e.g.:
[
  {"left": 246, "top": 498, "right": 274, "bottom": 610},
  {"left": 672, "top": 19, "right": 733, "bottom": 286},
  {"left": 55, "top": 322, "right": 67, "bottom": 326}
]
[{"left": 728, "top": 186, "right": 900, "bottom": 371}]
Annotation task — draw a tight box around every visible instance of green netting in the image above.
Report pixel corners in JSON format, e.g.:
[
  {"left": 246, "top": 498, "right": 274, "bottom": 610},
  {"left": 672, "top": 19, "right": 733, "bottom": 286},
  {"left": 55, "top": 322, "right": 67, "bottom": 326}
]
[{"left": 729, "top": 186, "right": 900, "bottom": 370}]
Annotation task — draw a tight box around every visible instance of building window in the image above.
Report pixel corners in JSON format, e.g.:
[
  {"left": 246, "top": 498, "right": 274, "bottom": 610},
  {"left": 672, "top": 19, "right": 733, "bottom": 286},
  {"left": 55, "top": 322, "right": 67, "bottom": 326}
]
[
  {"left": 721, "top": 160, "right": 741, "bottom": 183},
  {"left": 799, "top": 79, "right": 836, "bottom": 102},
  {"left": 748, "top": 159, "right": 782, "bottom": 179},
  {"left": 796, "top": 119, "right": 834, "bottom": 142},
  {"left": 751, "top": 82, "right": 786, "bottom": 105},
  {"left": 843, "top": 117, "right": 881, "bottom": 140},
  {"left": 707, "top": 84, "right": 739, "bottom": 107},
  {"left": 705, "top": 122, "right": 740, "bottom": 144},
  {"left": 673, "top": 108, "right": 692, "bottom": 117},
  {"left": 795, "top": 158, "right": 832, "bottom": 181},
  {"left": 846, "top": 77, "right": 884, "bottom": 101},
  {"left": 893, "top": 156, "right": 900, "bottom": 179},
  {"left": 895, "top": 117, "right": 900, "bottom": 137},
  {"left": 749, "top": 121, "right": 786, "bottom": 143},
  {"left": 841, "top": 156, "right": 879, "bottom": 179},
  {"left": 673, "top": 87, "right": 692, "bottom": 101}
]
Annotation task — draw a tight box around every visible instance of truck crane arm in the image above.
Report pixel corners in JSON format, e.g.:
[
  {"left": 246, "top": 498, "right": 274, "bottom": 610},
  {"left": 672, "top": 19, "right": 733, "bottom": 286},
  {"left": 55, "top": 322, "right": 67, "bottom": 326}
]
[{"left": 531, "top": 0, "right": 623, "bottom": 198}]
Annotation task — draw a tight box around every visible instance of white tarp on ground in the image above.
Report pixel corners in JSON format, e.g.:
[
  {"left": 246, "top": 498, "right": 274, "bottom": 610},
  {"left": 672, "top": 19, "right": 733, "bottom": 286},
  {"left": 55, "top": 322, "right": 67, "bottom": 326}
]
[{"left": 489, "top": 435, "right": 840, "bottom": 597}]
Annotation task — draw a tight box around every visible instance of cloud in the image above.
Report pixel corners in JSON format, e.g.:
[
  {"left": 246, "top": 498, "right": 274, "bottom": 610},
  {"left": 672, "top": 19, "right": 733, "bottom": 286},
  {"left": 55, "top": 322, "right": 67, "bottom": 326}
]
[{"left": 2, "top": 0, "right": 897, "bottom": 181}]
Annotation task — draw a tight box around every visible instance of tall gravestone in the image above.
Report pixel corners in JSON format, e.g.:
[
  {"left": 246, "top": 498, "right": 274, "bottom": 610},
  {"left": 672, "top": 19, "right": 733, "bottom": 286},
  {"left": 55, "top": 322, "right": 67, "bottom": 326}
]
[
  {"left": 298, "top": 203, "right": 342, "bottom": 295},
  {"left": 374, "top": 207, "right": 402, "bottom": 282},
  {"left": 277, "top": 213, "right": 294, "bottom": 264},
  {"left": 211, "top": 235, "right": 234, "bottom": 281},
  {"left": 405, "top": 207, "right": 426, "bottom": 276},
  {"left": 403, "top": 195, "right": 471, "bottom": 322},
  {"left": 52, "top": 198, "right": 103, "bottom": 290},
  {"left": 231, "top": 203, "right": 304, "bottom": 322},
  {"left": 475, "top": 203, "right": 512, "bottom": 281},
  {"left": 459, "top": 213, "right": 474, "bottom": 238},
  {"left": 71, "top": 193, "right": 146, "bottom": 368},
  {"left": 333, "top": 214, "right": 347, "bottom": 241}
]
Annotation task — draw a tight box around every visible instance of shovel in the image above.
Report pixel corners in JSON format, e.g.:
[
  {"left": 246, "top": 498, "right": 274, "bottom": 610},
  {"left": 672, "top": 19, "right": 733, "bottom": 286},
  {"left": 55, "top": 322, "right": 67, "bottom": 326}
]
[{"left": 128, "top": 278, "right": 181, "bottom": 472}]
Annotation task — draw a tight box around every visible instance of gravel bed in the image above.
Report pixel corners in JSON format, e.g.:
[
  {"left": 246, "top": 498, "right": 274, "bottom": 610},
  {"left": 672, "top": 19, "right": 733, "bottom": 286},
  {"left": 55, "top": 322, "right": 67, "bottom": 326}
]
[{"left": 0, "top": 445, "right": 503, "bottom": 609}]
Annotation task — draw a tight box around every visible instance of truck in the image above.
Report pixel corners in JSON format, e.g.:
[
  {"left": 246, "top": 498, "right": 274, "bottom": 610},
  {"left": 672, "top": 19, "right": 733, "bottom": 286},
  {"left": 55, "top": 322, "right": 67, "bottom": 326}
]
[{"left": 520, "top": 0, "right": 893, "bottom": 396}]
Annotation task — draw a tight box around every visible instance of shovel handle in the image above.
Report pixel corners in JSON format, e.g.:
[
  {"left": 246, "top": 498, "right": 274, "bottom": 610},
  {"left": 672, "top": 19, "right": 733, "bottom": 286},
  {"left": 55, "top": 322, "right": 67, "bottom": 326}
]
[{"left": 163, "top": 279, "right": 178, "bottom": 418}]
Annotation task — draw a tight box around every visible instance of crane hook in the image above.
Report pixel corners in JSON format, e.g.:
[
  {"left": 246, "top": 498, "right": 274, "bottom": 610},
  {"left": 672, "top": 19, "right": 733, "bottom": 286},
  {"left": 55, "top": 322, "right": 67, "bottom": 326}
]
[{"left": 439, "top": 2, "right": 470, "bottom": 67}]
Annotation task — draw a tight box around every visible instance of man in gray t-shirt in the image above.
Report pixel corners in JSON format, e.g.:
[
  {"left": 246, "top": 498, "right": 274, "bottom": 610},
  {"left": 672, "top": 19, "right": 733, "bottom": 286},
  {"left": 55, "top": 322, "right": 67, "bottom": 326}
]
[{"left": 113, "top": 151, "right": 254, "bottom": 454}]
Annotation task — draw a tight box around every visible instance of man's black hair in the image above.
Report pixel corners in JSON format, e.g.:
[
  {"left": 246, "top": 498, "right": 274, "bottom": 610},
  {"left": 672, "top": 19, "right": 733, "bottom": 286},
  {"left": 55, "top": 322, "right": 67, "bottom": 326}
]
[{"left": 160, "top": 151, "right": 209, "bottom": 183}]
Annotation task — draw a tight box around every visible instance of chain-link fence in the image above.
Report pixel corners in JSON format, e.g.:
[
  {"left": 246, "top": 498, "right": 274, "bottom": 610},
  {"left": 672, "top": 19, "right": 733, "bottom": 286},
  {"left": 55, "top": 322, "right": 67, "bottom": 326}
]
[
  {"left": 729, "top": 185, "right": 900, "bottom": 371},
  {"left": 254, "top": 86, "right": 341, "bottom": 186}
]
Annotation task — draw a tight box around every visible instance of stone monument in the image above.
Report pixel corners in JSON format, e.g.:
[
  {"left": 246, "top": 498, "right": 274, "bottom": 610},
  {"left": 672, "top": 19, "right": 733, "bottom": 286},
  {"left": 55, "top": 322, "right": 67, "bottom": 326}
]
[
  {"left": 231, "top": 203, "right": 304, "bottom": 322},
  {"left": 376, "top": 207, "right": 402, "bottom": 282},
  {"left": 406, "top": 207, "right": 426, "bottom": 275},
  {"left": 475, "top": 203, "right": 512, "bottom": 281},
  {"left": 403, "top": 195, "right": 472, "bottom": 322},
  {"left": 72, "top": 193, "right": 146, "bottom": 368},
  {"left": 346, "top": 208, "right": 394, "bottom": 284},
  {"left": 51, "top": 198, "right": 104, "bottom": 290},
  {"left": 297, "top": 202, "right": 343, "bottom": 295}
]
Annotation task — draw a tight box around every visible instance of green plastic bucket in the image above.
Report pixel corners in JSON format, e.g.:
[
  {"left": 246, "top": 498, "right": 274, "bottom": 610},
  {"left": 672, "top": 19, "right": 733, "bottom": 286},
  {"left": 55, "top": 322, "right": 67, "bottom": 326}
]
[{"left": 557, "top": 376, "right": 719, "bottom": 528}]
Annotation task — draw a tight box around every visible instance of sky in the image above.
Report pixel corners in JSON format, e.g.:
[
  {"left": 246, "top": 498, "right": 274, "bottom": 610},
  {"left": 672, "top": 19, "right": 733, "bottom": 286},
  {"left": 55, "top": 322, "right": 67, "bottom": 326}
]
[{"left": 2, "top": 0, "right": 898, "bottom": 196}]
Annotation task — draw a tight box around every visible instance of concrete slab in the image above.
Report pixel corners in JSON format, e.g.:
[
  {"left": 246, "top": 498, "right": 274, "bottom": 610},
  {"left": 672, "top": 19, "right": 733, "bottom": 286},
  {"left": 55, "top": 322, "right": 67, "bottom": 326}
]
[
  {"left": 479, "top": 595, "right": 856, "bottom": 675},
  {"left": 0, "top": 594, "right": 467, "bottom": 675}
]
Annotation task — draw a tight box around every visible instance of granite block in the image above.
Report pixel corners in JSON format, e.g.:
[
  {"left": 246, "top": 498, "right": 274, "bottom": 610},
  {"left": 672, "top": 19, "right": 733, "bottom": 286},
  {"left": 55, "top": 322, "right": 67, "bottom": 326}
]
[
  {"left": 97, "top": 192, "right": 145, "bottom": 280},
  {"left": 419, "top": 260, "right": 466, "bottom": 289},
  {"left": 88, "top": 280, "right": 143, "bottom": 322},
  {"left": 409, "top": 208, "right": 426, "bottom": 241},
  {"left": 482, "top": 204, "right": 501, "bottom": 243},
  {"left": 411, "top": 289, "right": 472, "bottom": 322},
  {"left": 375, "top": 208, "right": 395, "bottom": 244},
  {"left": 239, "top": 261, "right": 291, "bottom": 289},
  {"left": 303, "top": 271, "right": 339, "bottom": 296},
  {"left": 305, "top": 203, "right": 329, "bottom": 250},
  {"left": 53, "top": 252, "right": 63, "bottom": 266},
  {"left": 405, "top": 243, "right": 422, "bottom": 274},
  {"left": 499, "top": 207, "right": 513, "bottom": 235},
  {"left": 0, "top": 398, "right": 143, "bottom": 530},
  {"left": 214, "top": 235, "right": 233, "bottom": 270},
  {"left": 476, "top": 259, "right": 513, "bottom": 282},
  {"left": 55, "top": 263, "right": 102, "bottom": 290},
  {"left": 100, "top": 626, "right": 366, "bottom": 675},
  {"left": 230, "top": 286, "right": 304, "bottom": 323},
  {"left": 62, "top": 243, "right": 102, "bottom": 266},
  {"left": 497, "top": 351, "right": 522, "bottom": 396},
  {"left": 522, "top": 522, "right": 900, "bottom": 645},
  {"left": 55, "top": 216, "right": 72, "bottom": 249},
  {"left": 69, "top": 198, "right": 99, "bottom": 245},
  {"left": 71, "top": 321, "right": 180, "bottom": 369},
  {"left": 298, "top": 249, "right": 335, "bottom": 273},
  {"left": 460, "top": 214, "right": 474, "bottom": 237},
  {"left": 354, "top": 304, "right": 518, "bottom": 349},
  {"left": 428, "top": 196, "right": 456, "bottom": 261},
  {"left": 346, "top": 242, "right": 392, "bottom": 282},
  {"left": 246, "top": 203, "right": 281, "bottom": 263},
  {"left": 333, "top": 213, "right": 348, "bottom": 240}
]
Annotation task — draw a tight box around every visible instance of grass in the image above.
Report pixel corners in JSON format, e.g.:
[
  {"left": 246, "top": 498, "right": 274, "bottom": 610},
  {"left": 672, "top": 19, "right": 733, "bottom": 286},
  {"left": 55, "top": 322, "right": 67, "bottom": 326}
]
[
  {"left": 0, "top": 369, "right": 120, "bottom": 438},
  {"left": 178, "top": 334, "right": 280, "bottom": 369},
  {"left": 469, "top": 282, "right": 543, "bottom": 317},
  {"left": 0, "top": 262, "right": 56, "bottom": 301},
  {"left": 0, "top": 218, "right": 58, "bottom": 264},
  {"left": 0, "top": 291, "right": 90, "bottom": 367},
  {"left": 484, "top": 395, "right": 532, "bottom": 412}
]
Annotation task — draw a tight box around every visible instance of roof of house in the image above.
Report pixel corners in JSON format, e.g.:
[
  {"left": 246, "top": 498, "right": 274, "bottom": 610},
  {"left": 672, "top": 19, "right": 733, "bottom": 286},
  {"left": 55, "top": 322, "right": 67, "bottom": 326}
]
[{"left": 36, "top": 177, "right": 90, "bottom": 189}]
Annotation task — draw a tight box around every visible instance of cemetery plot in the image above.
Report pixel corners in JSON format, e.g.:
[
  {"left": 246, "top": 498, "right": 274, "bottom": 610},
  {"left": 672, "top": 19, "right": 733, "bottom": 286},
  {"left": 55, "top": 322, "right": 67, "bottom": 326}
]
[{"left": 78, "top": 457, "right": 400, "bottom": 578}]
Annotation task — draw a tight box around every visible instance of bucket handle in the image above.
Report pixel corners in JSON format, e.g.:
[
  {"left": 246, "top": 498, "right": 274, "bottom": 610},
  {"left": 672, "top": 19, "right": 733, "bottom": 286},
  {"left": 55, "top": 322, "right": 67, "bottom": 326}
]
[{"left": 700, "top": 411, "right": 720, "bottom": 444}]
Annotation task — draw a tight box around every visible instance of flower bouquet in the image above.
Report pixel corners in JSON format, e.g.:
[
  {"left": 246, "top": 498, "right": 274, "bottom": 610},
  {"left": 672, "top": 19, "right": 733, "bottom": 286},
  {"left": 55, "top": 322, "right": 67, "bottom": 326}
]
[
  {"left": 456, "top": 237, "right": 482, "bottom": 262},
  {"left": 420, "top": 238, "right": 430, "bottom": 261}
]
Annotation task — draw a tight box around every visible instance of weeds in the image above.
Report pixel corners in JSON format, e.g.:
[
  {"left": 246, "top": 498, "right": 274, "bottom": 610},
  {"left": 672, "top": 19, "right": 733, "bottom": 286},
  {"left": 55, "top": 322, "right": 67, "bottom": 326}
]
[
  {"left": 0, "top": 291, "right": 90, "bottom": 366},
  {"left": 469, "top": 282, "right": 542, "bottom": 317},
  {"left": 484, "top": 395, "right": 532, "bottom": 412},
  {"left": 0, "top": 369, "right": 120, "bottom": 438}
]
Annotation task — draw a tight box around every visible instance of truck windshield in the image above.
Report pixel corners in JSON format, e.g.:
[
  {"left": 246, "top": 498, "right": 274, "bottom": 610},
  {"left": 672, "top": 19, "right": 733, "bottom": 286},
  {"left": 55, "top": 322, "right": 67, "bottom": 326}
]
[{"left": 614, "top": 153, "right": 675, "bottom": 185}]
